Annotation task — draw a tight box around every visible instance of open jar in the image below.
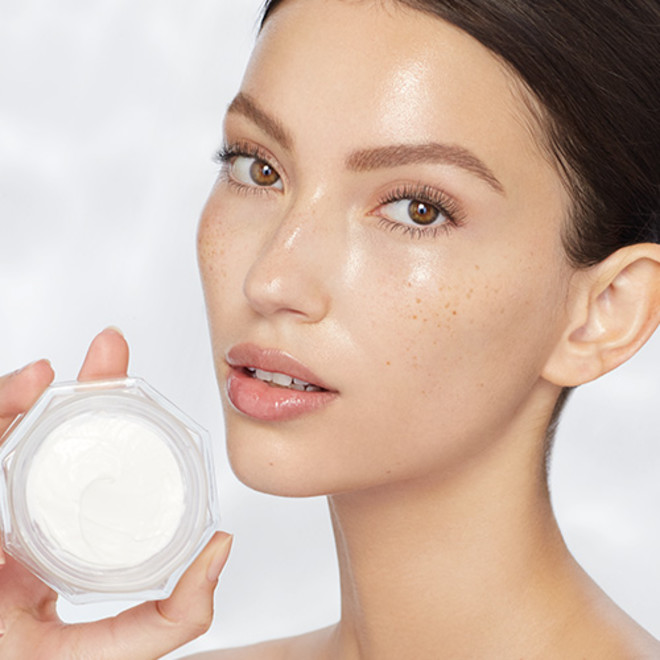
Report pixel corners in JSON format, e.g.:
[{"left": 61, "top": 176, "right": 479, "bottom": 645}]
[{"left": 0, "top": 377, "right": 219, "bottom": 604}]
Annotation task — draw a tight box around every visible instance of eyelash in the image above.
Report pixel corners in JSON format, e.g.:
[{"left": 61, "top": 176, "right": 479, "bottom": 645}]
[
  {"left": 214, "top": 144, "right": 465, "bottom": 239},
  {"left": 374, "top": 184, "right": 464, "bottom": 239},
  {"left": 214, "top": 142, "right": 281, "bottom": 196}
]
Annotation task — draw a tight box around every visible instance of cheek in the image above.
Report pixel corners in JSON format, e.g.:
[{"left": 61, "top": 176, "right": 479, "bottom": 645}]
[
  {"left": 197, "top": 192, "right": 250, "bottom": 325},
  {"left": 198, "top": 190, "right": 227, "bottom": 286},
  {"left": 350, "top": 248, "right": 565, "bottom": 422}
]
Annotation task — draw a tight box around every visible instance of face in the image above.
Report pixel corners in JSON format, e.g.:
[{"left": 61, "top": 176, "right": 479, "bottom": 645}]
[{"left": 198, "top": 0, "right": 574, "bottom": 497}]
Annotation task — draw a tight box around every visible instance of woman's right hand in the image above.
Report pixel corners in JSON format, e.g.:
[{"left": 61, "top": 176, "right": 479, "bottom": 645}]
[{"left": 0, "top": 329, "right": 232, "bottom": 659}]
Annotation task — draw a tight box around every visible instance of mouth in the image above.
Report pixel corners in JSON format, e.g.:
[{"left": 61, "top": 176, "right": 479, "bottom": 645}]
[
  {"left": 242, "top": 367, "right": 327, "bottom": 393},
  {"left": 224, "top": 343, "right": 338, "bottom": 422},
  {"left": 226, "top": 343, "right": 336, "bottom": 391}
]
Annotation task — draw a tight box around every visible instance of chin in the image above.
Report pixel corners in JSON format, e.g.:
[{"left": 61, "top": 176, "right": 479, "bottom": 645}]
[
  {"left": 222, "top": 421, "right": 326, "bottom": 497},
  {"left": 227, "top": 452, "right": 331, "bottom": 498}
]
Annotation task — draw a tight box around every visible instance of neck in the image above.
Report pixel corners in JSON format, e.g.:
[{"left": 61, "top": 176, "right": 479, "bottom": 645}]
[{"left": 324, "top": 424, "right": 582, "bottom": 659}]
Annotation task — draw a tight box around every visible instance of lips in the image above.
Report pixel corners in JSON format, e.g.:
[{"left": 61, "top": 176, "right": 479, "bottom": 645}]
[{"left": 224, "top": 343, "right": 338, "bottom": 421}]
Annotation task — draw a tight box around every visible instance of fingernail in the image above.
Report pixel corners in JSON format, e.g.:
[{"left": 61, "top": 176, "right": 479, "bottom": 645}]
[
  {"left": 13, "top": 359, "right": 50, "bottom": 376},
  {"left": 206, "top": 534, "right": 233, "bottom": 583},
  {"left": 104, "top": 326, "right": 124, "bottom": 337},
  {"left": 0, "top": 616, "right": 6, "bottom": 637}
]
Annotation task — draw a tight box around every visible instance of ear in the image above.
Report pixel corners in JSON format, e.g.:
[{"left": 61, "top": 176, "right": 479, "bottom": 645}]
[{"left": 542, "top": 243, "right": 660, "bottom": 387}]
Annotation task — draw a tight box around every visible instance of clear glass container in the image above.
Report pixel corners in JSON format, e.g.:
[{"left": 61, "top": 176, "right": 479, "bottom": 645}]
[{"left": 0, "top": 377, "right": 219, "bottom": 604}]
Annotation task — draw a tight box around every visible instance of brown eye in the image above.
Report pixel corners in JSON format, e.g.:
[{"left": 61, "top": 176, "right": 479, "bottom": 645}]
[
  {"left": 408, "top": 200, "right": 439, "bottom": 225},
  {"left": 249, "top": 159, "right": 280, "bottom": 187}
]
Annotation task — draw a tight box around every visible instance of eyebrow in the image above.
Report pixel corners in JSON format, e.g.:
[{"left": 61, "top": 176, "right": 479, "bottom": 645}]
[
  {"left": 346, "top": 144, "right": 505, "bottom": 194},
  {"left": 227, "top": 92, "right": 294, "bottom": 151},
  {"left": 226, "top": 93, "right": 505, "bottom": 195}
]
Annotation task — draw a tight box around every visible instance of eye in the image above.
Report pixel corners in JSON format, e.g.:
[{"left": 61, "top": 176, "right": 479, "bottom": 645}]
[
  {"left": 215, "top": 144, "right": 285, "bottom": 192},
  {"left": 373, "top": 184, "right": 462, "bottom": 238},
  {"left": 380, "top": 198, "right": 443, "bottom": 227},
  {"left": 231, "top": 155, "right": 283, "bottom": 190}
]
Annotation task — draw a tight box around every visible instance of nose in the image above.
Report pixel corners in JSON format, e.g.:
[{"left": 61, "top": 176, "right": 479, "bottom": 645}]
[{"left": 243, "top": 202, "right": 333, "bottom": 323}]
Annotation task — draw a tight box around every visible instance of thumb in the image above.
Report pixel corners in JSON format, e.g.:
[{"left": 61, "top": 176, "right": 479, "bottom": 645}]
[{"left": 83, "top": 532, "right": 233, "bottom": 660}]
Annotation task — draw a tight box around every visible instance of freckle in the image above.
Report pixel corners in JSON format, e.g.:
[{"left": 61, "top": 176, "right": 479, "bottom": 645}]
[
  {"left": 478, "top": 382, "right": 485, "bottom": 388},
  {"left": 416, "top": 298, "right": 422, "bottom": 304},
  {"left": 412, "top": 315, "right": 418, "bottom": 320},
  {"left": 269, "top": 462, "right": 274, "bottom": 466},
  {"left": 452, "top": 310, "right": 457, "bottom": 316},
  {"left": 423, "top": 318, "right": 428, "bottom": 323},
  {"left": 386, "top": 361, "right": 391, "bottom": 366},
  {"left": 407, "top": 281, "right": 412, "bottom": 288},
  {"left": 475, "top": 264, "right": 480, "bottom": 271},
  {"left": 444, "top": 303, "right": 451, "bottom": 309}
]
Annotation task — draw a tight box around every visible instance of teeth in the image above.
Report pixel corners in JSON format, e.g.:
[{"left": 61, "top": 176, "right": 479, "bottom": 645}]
[
  {"left": 246, "top": 368, "right": 322, "bottom": 392},
  {"left": 290, "top": 377, "right": 318, "bottom": 391},
  {"left": 272, "top": 372, "right": 293, "bottom": 387},
  {"left": 255, "top": 369, "right": 273, "bottom": 383}
]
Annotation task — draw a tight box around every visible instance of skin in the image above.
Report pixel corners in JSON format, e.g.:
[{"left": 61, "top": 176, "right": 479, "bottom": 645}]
[
  {"left": 202, "top": 0, "right": 573, "bottom": 499},
  {"left": 196, "top": 0, "right": 660, "bottom": 658},
  {"left": 1, "top": 1, "right": 659, "bottom": 658}
]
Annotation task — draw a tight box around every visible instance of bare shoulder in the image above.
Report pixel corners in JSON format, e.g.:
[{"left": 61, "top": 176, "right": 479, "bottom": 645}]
[
  {"left": 563, "top": 589, "right": 660, "bottom": 659},
  {"left": 182, "top": 625, "right": 335, "bottom": 660},
  {"left": 181, "top": 637, "right": 287, "bottom": 660},
  {"left": 607, "top": 620, "right": 660, "bottom": 659}
]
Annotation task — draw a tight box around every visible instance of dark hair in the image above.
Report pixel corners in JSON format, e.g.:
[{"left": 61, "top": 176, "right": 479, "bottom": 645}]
[{"left": 260, "top": 0, "right": 660, "bottom": 268}]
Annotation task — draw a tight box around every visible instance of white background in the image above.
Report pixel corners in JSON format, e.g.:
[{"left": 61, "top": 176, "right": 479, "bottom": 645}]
[{"left": 0, "top": 1, "right": 657, "bottom": 656}]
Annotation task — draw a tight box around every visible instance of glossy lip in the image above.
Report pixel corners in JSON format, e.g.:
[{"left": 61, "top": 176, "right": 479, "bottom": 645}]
[
  {"left": 224, "top": 343, "right": 339, "bottom": 422},
  {"left": 225, "top": 343, "right": 337, "bottom": 392}
]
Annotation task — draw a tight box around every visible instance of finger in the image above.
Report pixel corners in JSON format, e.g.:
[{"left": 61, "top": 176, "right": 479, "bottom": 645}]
[
  {"left": 0, "top": 360, "right": 54, "bottom": 436},
  {"left": 77, "top": 327, "right": 130, "bottom": 382},
  {"left": 70, "top": 532, "right": 233, "bottom": 660},
  {"left": 0, "top": 360, "right": 54, "bottom": 566},
  {"left": 0, "top": 556, "right": 58, "bottom": 619}
]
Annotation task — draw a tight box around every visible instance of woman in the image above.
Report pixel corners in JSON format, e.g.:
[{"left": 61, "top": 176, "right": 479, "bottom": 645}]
[{"left": 1, "top": 0, "right": 658, "bottom": 658}]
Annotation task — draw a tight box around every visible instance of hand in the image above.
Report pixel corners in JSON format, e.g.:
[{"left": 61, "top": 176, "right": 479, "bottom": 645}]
[{"left": 0, "top": 328, "right": 232, "bottom": 659}]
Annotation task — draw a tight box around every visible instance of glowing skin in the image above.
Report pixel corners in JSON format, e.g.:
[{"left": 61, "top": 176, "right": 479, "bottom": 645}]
[
  {"left": 195, "top": 1, "right": 660, "bottom": 658},
  {"left": 198, "top": 0, "right": 573, "bottom": 498}
]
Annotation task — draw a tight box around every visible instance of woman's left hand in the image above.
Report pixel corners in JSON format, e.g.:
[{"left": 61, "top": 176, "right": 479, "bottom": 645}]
[{"left": 0, "top": 328, "right": 232, "bottom": 659}]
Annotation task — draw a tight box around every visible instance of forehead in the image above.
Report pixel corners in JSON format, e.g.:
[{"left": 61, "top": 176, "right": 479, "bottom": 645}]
[{"left": 236, "top": 0, "right": 563, "bottom": 209}]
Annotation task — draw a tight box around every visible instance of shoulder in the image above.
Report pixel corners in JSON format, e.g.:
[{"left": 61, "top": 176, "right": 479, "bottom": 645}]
[
  {"left": 182, "top": 638, "right": 288, "bottom": 660},
  {"left": 182, "top": 625, "right": 335, "bottom": 660},
  {"left": 564, "top": 596, "right": 660, "bottom": 659},
  {"left": 610, "top": 627, "right": 660, "bottom": 659},
  {"left": 182, "top": 641, "right": 283, "bottom": 660}
]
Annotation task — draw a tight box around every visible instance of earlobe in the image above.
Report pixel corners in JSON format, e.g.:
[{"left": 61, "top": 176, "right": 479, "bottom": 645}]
[{"left": 542, "top": 243, "right": 660, "bottom": 387}]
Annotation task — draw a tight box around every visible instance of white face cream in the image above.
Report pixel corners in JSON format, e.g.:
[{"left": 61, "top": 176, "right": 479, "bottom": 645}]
[
  {"left": 25, "top": 411, "right": 186, "bottom": 568},
  {"left": 0, "top": 377, "right": 219, "bottom": 604}
]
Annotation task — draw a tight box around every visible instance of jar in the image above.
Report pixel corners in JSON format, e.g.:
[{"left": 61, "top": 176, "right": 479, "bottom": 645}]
[{"left": 0, "top": 377, "right": 219, "bottom": 604}]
